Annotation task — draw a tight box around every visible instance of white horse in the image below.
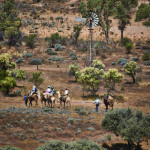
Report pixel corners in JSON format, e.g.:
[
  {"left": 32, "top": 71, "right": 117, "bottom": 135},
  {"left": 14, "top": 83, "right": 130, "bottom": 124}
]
[
  {"left": 56, "top": 91, "right": 71, "bottom": 109},
  {"left": 40, "top": 91, "right": 55, "bottom": 108}
]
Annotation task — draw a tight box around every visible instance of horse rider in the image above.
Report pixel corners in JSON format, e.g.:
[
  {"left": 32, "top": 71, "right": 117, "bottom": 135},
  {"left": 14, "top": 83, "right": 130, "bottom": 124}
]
[
  {"left": 50, "top": 87, "right": 55, "bottom": 95},
  {"left": 30, "top": 85, "right": 37, "bottom": 96},
  {"left": 62, "top": 88, "right": 68, "bottom": 99},
  {"left": 94, "top": 97, "right": 100, "bottom": 112},
  {"left": 46, "top": 85, "right": 51, "bottom": 94}
]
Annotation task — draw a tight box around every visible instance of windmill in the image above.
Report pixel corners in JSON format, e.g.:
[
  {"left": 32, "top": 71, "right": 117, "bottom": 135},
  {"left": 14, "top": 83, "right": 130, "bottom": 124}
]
[{"left": 75, "top": 12, "right": 99, "bottom": 66}]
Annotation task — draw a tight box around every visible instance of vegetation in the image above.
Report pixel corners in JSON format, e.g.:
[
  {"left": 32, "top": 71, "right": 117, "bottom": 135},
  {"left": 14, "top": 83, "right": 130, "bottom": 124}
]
[
  {"left": 16, "top": 70, "right": 26, "bottom": 80},
  {"left": 124, "top": 61, "right": 138, "bottom": 83},
  {"left": 73, "top": 25, "right": 82, "bottom": 44},
  {"left": 0, "top": 53, "right": 16, "bottom": 95},
  {"left": 45, "top": 33, "right": 62, "bottom": 48},
  {"left": 102, "top": 108, "right": 150, "bottom": 150},
  {"left": 25, "top": 34, "right": 36, "bottom": 48},
  {"left": 37, "top": 139, "right": 105, "bottom": 150},
  {"left": 0, "top": 0, "right": 21, "bottom": 45},
  {"left": 114, "top": 0, "right": 138, "bottom": 40},
  {"left": 77, "top": 60, "right": 104, "bottom": 95},
  {"left": 68, "top": 64, "right": 79, "bottom": 81},
  {"left": 135, "top": 0, "right": 150, "bottom": 27},
  {"left": 104, "top": 68, "right": 123, "bottom": 93},
  {"left": 29, "top": 72, "right": 44, "bottom": 88},
  {"left": 142, "top": 53, "right": 150, "bottom": 61},
  {"left": 0, "top": 146, "right": 20, "bottom": 150},
  {"left": 30, "top": 58, "right": 42, "bottom": 70}
]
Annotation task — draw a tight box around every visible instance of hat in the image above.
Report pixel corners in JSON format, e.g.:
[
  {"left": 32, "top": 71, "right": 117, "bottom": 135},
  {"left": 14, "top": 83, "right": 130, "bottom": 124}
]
[
  {"left": 108, "top": 95, "right": 113, "bottom": 100},
  {"left": 48, "top": 85, "right": 51, "bottom": 88},
  {"left": 66, "top": 88, "right": 68, "bottom": 90}
]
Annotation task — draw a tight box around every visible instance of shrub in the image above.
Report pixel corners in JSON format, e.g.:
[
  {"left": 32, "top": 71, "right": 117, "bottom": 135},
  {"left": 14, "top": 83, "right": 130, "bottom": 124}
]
[
  {"left": 55, "top": 44, "right": 64, "bottom": 51},
  {"left": 16, "top": 70, "right": 26, "bottom": 80},
  {"left": 45, "top": 48, "right": 52, "bottom": 52},
  {"left": 0, "top": 43, "right": 2, "bottom": 49},
  {"left": 48, "top": 51, "right": 57, "bottom": 55},
  {"left": 68, "top": 64, "right": 79, "bottom": 81},
  {"left": 25, "top": 34, "right": 36, "bottom": 48},
  {"left": 118, "top": 58, "right": 128, "bottom": 66},
  {"left": 144, "top": 61, "right": 150, "bottom": 66},
  {"left": 142, "top": 53, "right": 150, "bottom": 61},
  {"left": 15, "top": 58, "right": 24, "bottom": 64},
  {"left": 121, "top": 37, "right": 132, "bottom": 46},
  {"left": 29, "top": 72, "right": 44, "bottom": 87},
  {"left": 125, "top": 42, "right": 133, "bottom": 54},
  {"left": 112, "top": 62, "right": 116, "bottom": 65},
  {"left": 102, "top": 108, "right": 150, "bottom": 149},
  {"left": 48, "top": 56, "right": 62, "bottom": 62},
  {"left": 132, "top": 57, "right": 139, "bottom": 62},
  {"left": 0, "top": 146, "right": 20, "bottom": 150},
  {"left": 23, "top": 53, "right": 32, "bottom": 58},
  {"left": 70, "top": 52, "right": 77, "bottom": 60}
]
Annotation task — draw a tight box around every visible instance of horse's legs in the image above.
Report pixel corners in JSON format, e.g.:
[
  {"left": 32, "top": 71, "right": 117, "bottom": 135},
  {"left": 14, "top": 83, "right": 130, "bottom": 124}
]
[
  {"left": 64, "top": 101, "right": 66, "bottom": 109},
  {"left": 106, "top": 105, "right": 108, "bottom": 112},
  {"left": 60, "top": 100, "right": 62, "bottom": 108}
]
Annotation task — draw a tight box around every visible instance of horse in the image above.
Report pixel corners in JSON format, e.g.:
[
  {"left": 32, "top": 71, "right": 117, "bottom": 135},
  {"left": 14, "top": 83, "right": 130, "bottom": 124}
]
[
  {"left": 26, "top": 93, "right": 38, "bottom": 107},
  {"left": 41, "top": 92, "right": 55, "bottom": 108},
  {"left": 56, "top": 91, "right": 71, "bottom": 109},
  {"left": 103, "top": 95, "right": 114, "bottom": 111}
]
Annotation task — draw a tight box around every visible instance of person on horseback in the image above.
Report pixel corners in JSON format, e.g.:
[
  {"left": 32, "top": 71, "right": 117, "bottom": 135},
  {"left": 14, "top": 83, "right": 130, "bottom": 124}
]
[
  {"left": 63, "top": 88, "right": 68, "bottom": 99},
  {"left": 46, "top": 85, "right": 51, "bottom": 93},
  {"left": 30, "top": 85, "right": 37, "bottom": 96},
  {"left": 94, "top": 97, "right": 100, "bottom": 112},
  {"left": 50, "top": 87, "right": 55, "bottom": 95}
]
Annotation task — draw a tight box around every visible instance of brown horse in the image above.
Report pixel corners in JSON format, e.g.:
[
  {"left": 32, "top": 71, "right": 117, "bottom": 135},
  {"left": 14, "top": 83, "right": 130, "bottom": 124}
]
[
  {"left": 26, "top": 94, "right": 38, "bottom": 107},
  {"left": 103, "top": 95, "right": 114, "bottom": 111}
]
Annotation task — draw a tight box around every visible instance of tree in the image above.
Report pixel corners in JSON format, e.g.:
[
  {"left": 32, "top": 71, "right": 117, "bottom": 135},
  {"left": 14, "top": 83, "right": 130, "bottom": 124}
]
[
  {"left": 30, "top": 58, "right": 42, "bottom": 70},
  {"left": 68, "top": 64, "right": 79, "bottom": 81},
  {"left": 73, "top": 25, "right": 82, "bottom": 44},
  {"left": 135, "top": 1, "right": 150, "bottom": 27},
  {"left": 114, "top": 0, "right": 138, "bottom": 41},
  {"left": 25, "top": 34, "right": 36, "bottom": 48},
  {"left": 92, "top": 59, "right": 105, "bottom": 70},
  {"left": 0, "top": 145, "right": 20, "bottom": 150},
  {"left": 79, "top": 0, "right": 116, "bottom": 43},
  {"left": 102, "top": 108, "right": 150, "bottom": 150},
  {"left": 125, "top": 42, "right": 133, "bottom": 54},
  {"left": 0, "top": 0, "right": 21, "bottom": 45},
  {"left": 0, "top": 53, "right": 16, "bottom": 95},
  {"left": 104, "top": 68, "right": 123, "bottom": 93},
  {"left": 77, "top": 65, "right": 104, "bottom": 95},
  {"left": 45, "top": 32, "right": 62, "bottom": 48},
  {"left": 124, "top": 61, "right": 138, "bottom": 83},
  {"left": 29, "top": 72, "right": 44, "bottom": 88}
]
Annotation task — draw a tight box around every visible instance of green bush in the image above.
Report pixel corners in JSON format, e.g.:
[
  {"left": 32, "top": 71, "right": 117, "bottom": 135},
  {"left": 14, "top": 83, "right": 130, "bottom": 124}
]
[
  {"left": 132, "top": 57, "right": 139, "bottom": 62},
  {"left": 55, "top": 44, "right": 64, "bottom": 51},
  {"left": 70, "top": 52, "right": 77, "bottom": 60},
  {"left": 29, "top": 58, "right": 42, "bottom": 70},
  {"left": 16, "top": 70, "right": 26, "bottom": 80},
  {"left": 36, "top": 139, "right": 104, "bottom": 150},
  {"left": 48, "top": 56, "right": 62, "bottom": 62},
  {"left": 48, "top": 51, "right": 57, "bottom": 55},
  {"left": 144, "top": 61, "right": 150, "bottom": 66},
  {"left": 142, "top": 53, "right": 150, "bottom": 61},
  {"left": 25, "top": 34, "right": 36, "bottom": 48},
  {"left": 15, "top": 58, "right": 24, "bottom": 64},
  {"left": 125, "top": 42, "right": 133, "bottom": 54},
  {"left": 23, "top": 53, "right": 32, "bottom": 58},
  {"left": 121, "top": 37, "right": 132, "bottom": 46},
  {"left": 0, "top": 146, "right": 20, "bottom": 150},
  {"left": 0, "top": 43, "right": 2, "bottom": 49}
]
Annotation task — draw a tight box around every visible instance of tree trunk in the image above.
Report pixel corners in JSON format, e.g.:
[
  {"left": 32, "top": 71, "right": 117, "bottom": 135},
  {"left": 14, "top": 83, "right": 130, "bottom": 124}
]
[
  {"left": 37, "top": 65, "right": 39, "bottom": 70},
  {"left": 105, "top": 29, "right": 109, "bottom": 43},
  {"left": 132, "top": 76, "right": 136, "bottom": 84},
  {"left": 128, "top": 141, "right": 132, "bottom": 150},
  {"left": 121, "top": 29, "right": 124, "bottom": 41}
]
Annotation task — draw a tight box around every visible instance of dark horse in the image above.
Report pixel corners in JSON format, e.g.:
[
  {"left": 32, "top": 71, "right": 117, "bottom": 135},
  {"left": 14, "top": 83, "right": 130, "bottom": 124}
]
[
  {"left": 103, "top": 95, "right": 114, "bottom": 111},
  {"left": 26, "top": 94, "right": 38, "bottom": 107}
]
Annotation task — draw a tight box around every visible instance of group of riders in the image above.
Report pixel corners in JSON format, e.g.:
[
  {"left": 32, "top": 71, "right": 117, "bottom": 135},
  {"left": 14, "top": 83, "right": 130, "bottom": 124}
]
[{"left": 24, "top": 85, "right": 69, "bottom": 106}]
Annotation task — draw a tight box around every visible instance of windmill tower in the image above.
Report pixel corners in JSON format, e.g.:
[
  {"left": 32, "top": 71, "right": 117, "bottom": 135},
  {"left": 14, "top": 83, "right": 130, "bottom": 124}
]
[{"left": 75, "top": 12, "right": 99, "bottom": 66}]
